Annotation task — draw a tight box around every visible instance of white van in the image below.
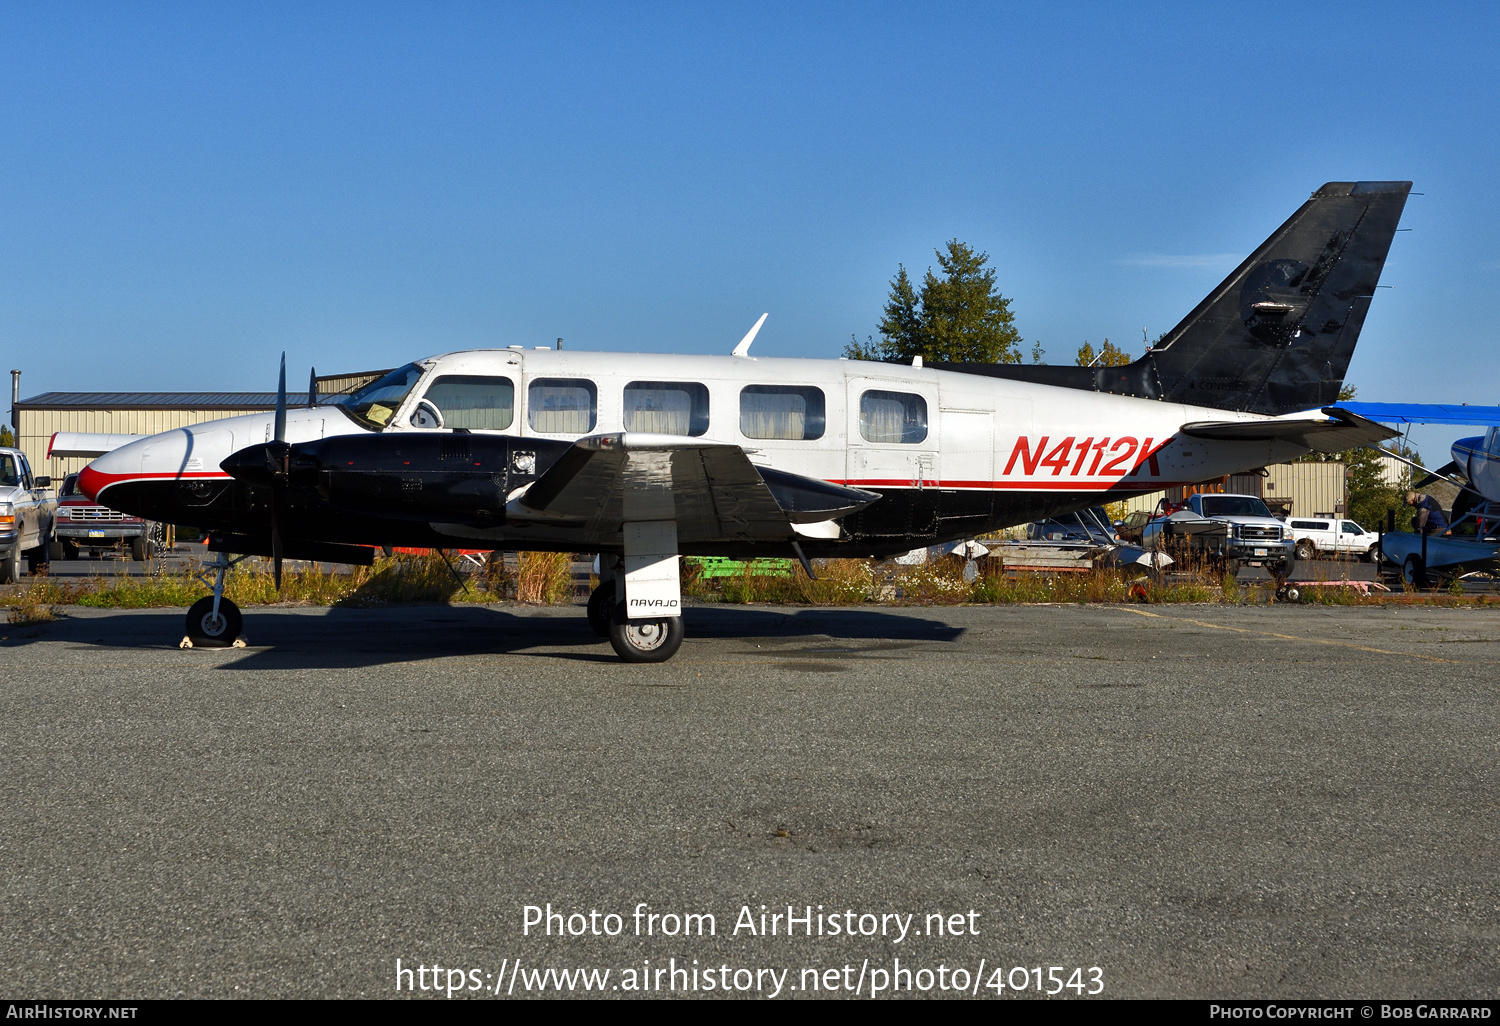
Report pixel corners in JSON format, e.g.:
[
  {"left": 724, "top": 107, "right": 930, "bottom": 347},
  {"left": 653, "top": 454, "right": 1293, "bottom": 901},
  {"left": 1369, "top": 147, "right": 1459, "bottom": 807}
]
[{"left": 1284, "top": 517, "right": 1378, "bottom": 560}]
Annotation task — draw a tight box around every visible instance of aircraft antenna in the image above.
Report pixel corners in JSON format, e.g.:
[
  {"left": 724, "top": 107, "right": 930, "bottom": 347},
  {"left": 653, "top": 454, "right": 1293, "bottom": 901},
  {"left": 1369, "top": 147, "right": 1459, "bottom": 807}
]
[{"left": 732, "top": 313, "right": 769, "bottom": 357}]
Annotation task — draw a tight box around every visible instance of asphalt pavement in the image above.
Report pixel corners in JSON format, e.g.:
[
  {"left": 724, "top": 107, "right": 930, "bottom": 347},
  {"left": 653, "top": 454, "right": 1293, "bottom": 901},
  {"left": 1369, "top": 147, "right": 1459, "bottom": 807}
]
[{"left": 1, "top": 601, "right": 1497, "bottom": 1000}]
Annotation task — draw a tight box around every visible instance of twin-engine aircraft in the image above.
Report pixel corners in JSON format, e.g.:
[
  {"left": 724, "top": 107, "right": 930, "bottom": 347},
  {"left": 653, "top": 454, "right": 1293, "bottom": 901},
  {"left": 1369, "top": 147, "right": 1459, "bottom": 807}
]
[{"left": 80, "top": 181, "right": 1410, "bottom": 662}]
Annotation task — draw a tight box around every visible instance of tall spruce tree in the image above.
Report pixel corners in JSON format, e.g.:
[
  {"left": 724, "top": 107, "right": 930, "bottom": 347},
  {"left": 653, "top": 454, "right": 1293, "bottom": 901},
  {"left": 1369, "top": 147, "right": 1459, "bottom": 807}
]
[{"left": 846, "top": 240, "right": 1022, "bottom": 364}]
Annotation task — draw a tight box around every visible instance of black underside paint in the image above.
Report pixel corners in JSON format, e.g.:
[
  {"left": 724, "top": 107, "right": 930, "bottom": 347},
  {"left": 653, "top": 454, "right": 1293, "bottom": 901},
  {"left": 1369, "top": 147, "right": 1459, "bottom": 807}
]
[{"left": 105, "top": 468, "right": 1146, "bottom": 562}]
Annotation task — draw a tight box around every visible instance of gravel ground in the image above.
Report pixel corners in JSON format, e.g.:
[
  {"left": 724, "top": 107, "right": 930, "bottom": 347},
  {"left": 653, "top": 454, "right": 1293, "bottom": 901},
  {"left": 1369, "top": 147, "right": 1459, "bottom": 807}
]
[{"left": 1, "top": 601, "right": 1496, "bottom": 999}]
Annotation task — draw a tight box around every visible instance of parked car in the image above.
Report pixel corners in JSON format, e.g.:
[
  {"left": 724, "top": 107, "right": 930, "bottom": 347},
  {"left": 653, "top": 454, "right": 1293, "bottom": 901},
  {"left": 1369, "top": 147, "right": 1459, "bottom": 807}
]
[
  {"left": 51, "top": 472, "right": 155, "bottom": 560},
  {"left": 0, "top": 446, "right": 56, "bottom": 582},
  {"left": 1026, "top": 507, "right": 1118, "bottom": 545},
  {"left": 1283, "top": 517, "right": 1379, "bottom": 560}
]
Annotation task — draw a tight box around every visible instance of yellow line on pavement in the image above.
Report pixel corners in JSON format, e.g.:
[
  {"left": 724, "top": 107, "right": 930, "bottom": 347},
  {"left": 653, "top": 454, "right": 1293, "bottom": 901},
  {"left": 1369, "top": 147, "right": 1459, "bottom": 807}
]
[{"left": 1113, "top": 607, "right": 1463, "bottom": 663}]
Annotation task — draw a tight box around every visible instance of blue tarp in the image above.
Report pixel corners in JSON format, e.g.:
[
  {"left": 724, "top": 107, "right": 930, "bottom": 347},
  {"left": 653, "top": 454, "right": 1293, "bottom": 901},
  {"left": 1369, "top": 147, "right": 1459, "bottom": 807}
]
[{"left": 1335, "top": 402, "right": 1500, "bottom": 427}]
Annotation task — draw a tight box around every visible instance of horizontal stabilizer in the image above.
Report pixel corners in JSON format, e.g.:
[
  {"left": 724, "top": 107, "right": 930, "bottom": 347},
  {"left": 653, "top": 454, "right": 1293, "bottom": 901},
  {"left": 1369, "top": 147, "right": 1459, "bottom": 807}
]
[
  {"left": 1180, "top": 407, "right": 1396, "bottom": 453},
  {"left": 49, "top": 432, "right": 145, "bottom": 459}
]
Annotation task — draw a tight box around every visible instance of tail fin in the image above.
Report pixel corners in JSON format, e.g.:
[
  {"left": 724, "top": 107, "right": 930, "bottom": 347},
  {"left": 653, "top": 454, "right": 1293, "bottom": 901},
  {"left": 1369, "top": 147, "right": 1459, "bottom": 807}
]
[{"left": 936, "top": 181, "right": 1412, "bottom": 415}]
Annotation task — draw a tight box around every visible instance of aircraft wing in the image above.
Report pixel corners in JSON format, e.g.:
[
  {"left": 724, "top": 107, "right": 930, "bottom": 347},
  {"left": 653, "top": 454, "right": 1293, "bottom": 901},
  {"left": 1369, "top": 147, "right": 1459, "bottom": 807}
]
[
  {"left": 1333, "top": 402, "right": 1500, "bottom": 427},
  {"left": 1179, "top": 408, "right": 1397, "bottom": 453},
  {"left": 505, "top": 432, "right": 880, "bottom": 546}
]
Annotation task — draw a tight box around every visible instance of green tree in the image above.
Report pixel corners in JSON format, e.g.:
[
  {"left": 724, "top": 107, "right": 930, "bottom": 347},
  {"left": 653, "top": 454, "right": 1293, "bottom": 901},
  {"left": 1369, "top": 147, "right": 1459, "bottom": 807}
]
[
  {"left": 0, "top": 425, "right": 13, "bottom": 447},
  {"left": 846, "top": 240, "right": 1022, "bottom": 364},
  {"left": 1075, "top": 338, "right": 1132, "bottom": 367}
]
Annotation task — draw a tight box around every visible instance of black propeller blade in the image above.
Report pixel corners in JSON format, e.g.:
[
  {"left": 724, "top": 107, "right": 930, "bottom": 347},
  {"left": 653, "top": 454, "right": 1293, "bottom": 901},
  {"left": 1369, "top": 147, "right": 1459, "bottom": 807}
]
[
  {"left": 270, "top": 353, "right": 289, "bottom": 589},
  {"left": 1411, "top": 460, "right": 1461, "bottom": 491}
]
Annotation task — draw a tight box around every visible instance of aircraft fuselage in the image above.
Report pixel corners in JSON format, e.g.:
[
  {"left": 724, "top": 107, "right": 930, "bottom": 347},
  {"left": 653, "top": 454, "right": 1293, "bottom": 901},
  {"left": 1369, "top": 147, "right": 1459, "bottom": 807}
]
[{"left": 83, "top": 348, "right": 1320, "bottom": 558}]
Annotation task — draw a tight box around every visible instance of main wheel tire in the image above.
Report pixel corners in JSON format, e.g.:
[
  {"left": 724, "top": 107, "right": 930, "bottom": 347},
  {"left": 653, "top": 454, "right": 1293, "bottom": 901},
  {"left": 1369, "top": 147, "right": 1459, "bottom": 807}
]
[
  {"left": 0, "top": 546, "right": 21, "bottom": 583},
  {"left": 185, "top": 597, "right": 242, "bottom": 648},
  {"left": 63, "top": 541, "right": 79, "bottom": 561},
  {"left": 1403, "top": 554, "right": 1428, "bottom": 590},
  {"left": 26, "top": 549, "right": 48, "bottom": 575},
  {"left": 1294, "top": 540, "right": 1314, "bottom": 561},
  {"left": 49, "top": 540, "right": 64, "bottom": 561},
  {"left": 1282, "top": 586, "right": 1303, "bottom": 603},
  {"left": 130, "top": 536, "right": 147, "bottom": 561},
  {"left": 586, "top": 580, "right": 616, "bottom": 638},
  {"left": 608, "top": 608, "right": 684, "bottom": 663}
]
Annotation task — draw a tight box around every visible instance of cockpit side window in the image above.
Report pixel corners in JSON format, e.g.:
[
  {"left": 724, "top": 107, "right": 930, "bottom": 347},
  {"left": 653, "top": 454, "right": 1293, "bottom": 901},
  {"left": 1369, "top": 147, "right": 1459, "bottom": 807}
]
[
  {"left": 0, "top": 454, "right": 18, "bottom": 487},
  {"left": 422, "top": 375, "right": 515, "bottom": 430},
  {"left": 332, "top": 364, "right": 424, "bottom": 429}
]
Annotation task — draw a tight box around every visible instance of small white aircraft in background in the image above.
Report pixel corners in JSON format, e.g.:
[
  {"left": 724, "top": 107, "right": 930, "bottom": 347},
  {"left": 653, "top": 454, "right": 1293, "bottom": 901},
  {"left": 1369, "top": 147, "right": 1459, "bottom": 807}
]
[
  {"left": 75, "top": 181, "right": 1410, "bottom": 661},
  {"left": 1336, "top": 401, "right": 1500, "bottom": 586}
]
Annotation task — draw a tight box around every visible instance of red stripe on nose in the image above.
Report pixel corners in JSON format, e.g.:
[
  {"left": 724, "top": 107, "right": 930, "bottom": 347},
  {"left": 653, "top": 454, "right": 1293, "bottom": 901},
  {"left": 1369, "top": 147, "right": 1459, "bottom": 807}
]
[{"left": 77, "top": 465, "right": 106, "bottom": 501}]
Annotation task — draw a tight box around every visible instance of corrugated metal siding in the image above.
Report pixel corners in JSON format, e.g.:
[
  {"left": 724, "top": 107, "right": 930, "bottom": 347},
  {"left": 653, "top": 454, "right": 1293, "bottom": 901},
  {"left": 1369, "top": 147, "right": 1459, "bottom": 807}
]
[
  {"left": 317, "top": 371, "right": 390, "bottom": 395},
  {"left": 1261, "top": 462, "right": 1346, "bottom": 518}
]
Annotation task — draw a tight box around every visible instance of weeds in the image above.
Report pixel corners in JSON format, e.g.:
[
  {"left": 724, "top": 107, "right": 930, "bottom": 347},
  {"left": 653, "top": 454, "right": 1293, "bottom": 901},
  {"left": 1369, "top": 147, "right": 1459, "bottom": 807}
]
[{"left": 2, "top": 551, "right": 1495, "bottom": 612}]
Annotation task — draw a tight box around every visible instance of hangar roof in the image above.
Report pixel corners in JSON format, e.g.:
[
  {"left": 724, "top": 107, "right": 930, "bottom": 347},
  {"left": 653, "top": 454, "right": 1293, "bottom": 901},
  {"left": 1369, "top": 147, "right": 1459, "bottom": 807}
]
[{"left": 17, "top": 391, "right": 331, "bottom": 411}]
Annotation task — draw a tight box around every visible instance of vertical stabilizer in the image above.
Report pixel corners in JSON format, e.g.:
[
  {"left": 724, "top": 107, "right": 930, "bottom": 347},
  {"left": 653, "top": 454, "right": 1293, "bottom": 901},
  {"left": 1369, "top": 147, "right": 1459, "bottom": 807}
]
[{"left": 934, "top": 181, "right": 1412, "bottom": 416}]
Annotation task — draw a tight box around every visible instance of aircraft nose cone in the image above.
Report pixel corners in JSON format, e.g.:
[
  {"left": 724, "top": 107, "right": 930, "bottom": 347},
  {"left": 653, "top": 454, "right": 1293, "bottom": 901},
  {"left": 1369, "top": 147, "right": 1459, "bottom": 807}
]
[{"left": 77, "top": 464, "right": 106, "bottom": 502}]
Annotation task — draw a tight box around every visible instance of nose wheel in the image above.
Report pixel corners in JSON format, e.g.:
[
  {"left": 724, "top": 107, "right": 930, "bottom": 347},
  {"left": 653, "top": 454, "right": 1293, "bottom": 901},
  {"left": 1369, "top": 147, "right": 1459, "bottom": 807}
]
[
  {"left": 184, "top": 548, "right": 250, "bottom": 648},
  {"left": 186, "top": 596, "right": 242, "bottom": 647}
]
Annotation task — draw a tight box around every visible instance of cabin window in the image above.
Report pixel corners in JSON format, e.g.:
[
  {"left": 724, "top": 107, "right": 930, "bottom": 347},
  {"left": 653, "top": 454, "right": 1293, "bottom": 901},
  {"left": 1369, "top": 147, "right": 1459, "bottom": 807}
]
[
  {"left": 623, "top": 381, "right": 709, "bottom": 436},
  {"left": 1290, "top": 520, "right": 1326, "bottom": 531},
  {"left": 0, "top": 454, "right": 18, "bottom": 487},
  {"left": 858, "top": 389, "right": 928, "bottom": 444},
  {"left": 528, "top": 378, "right": 597, "bottom": 434},
  {"left": 740, "top": 385, "right": 825, "bottom": 440},
  {"left": 421, "top": 375, "right": 515, "bottom": 430}
]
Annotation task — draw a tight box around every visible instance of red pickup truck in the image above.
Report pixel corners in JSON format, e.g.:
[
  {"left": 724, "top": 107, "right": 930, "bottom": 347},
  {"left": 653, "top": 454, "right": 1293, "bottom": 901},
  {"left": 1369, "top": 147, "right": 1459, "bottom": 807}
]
[{"left": 51, "top": 472, "right": 158, "bottom": 560}]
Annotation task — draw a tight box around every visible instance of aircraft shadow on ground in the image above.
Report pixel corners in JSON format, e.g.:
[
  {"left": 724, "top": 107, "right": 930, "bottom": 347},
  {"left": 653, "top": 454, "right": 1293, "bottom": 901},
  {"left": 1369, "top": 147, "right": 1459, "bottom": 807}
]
[{"left": 7, "top": 604, "right": 965, "bottom": 670}]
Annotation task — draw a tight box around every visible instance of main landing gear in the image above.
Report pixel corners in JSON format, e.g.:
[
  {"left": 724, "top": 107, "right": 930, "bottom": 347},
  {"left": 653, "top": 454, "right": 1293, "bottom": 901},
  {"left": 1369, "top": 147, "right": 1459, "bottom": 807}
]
[
  {"left": 586, "top": 578, "right": 685, "bottom": 662},
  {"left": 185, "top": 550, "right": 247, "bottom": 647}
]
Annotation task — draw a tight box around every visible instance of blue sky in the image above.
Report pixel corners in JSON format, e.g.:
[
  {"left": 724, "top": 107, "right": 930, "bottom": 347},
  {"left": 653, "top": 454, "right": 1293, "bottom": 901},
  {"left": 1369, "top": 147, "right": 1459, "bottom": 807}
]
[{"left": 2, "top": 2, "right": 1496, "bottom": 454}]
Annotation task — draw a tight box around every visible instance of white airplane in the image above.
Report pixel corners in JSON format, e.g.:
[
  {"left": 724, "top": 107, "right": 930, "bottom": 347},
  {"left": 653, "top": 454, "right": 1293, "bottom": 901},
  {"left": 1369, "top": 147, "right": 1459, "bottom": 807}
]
[{"left": 78, "top": 181, "right": 1410, "bottom": 661}]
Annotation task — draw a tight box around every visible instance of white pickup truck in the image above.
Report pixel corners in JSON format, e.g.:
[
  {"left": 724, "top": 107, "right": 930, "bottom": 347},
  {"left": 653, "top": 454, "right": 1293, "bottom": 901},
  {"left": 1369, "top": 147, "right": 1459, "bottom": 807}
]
[
  {"left": 0, "top": 446, "right": 56, "bottom": 583},
  {"left": 1283, "top": 517, "right": 1379, "bottom": 560}
]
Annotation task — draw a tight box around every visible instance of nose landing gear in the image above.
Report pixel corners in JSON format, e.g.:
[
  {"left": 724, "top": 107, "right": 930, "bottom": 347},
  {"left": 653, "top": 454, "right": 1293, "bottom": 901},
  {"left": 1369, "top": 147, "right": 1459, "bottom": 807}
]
[{"left": 185, "top": 549, "right": 248, "bottom": 648}]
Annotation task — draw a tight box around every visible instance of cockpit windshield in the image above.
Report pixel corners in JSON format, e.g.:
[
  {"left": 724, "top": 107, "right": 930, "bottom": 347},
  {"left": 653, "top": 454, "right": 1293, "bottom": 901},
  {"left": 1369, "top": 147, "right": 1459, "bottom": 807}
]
[
  {"left": 331, "top": 364, "right": 424, "bottom": 429},
  {"left": 1200, "top": 495, "right": 1273, "bottom": 518}
]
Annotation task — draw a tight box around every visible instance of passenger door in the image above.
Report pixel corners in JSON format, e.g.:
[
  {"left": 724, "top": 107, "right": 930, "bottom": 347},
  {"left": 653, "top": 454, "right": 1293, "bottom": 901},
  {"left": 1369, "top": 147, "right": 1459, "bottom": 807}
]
[{"left": 845, "top": 378, "right": 940, "bottom": 538}]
